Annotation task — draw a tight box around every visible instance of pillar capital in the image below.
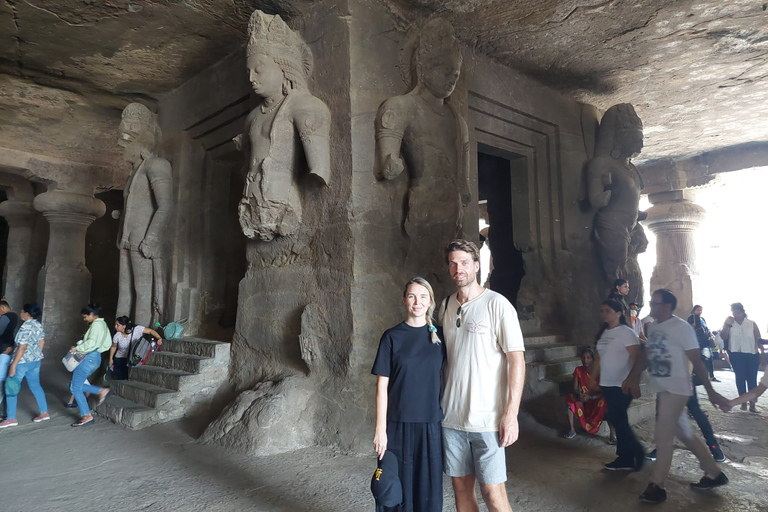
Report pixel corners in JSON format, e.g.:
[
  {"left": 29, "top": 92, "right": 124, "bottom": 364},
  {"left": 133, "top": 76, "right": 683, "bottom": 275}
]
[
  {"left": 33, "top": 190, "right": 106, "bottom": 225},
  {"left": 644, "top": 191, "right": 706, "bottom": 236},
  {"left": 0, "top": 199, "right": 36, "bottom": 227}
]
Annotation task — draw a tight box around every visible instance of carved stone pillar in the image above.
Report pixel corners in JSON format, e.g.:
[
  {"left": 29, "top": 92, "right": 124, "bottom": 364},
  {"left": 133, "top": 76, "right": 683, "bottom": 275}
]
[
  {"left": 644, "top": 190, "right": 705, "bottom": 316},
  {"left": 0, "top": 199, "right": 36, "bottom": 308},
  {"left": 34, "top": 190, "right": 105, "bottom": 357}
]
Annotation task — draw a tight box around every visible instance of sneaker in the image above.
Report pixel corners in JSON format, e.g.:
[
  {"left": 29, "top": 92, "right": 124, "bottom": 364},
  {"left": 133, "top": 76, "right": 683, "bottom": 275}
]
[
  {"left": 33, "top": 412, "right": 50, "bottom": 423},
  {"left": 646, "top": 449, "right": 657, "bottom": 461},
  {"left": 604, "top": 458, "right": 635, "bottom": 471},
  {"left": 564, "top": 430, "right": 576, "bottom": 439},
  {"left": 710, "top": 445, "right": 725, "bottom": 463},
  {"left": 639, "top": 483, "right": 667, "bottom": 504},
  {"left": 65, "top": 402, "right": 77, "bottom": 408},
  {"left": 690, "top": 471, "right": 729, "bottom": 490},
  {"left": 0, "top": 418, "right": 18, "bottom": 429}
]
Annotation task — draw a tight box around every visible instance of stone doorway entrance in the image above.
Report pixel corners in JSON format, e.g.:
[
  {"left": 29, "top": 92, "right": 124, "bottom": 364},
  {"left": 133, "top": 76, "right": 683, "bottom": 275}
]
[{"left": 477, "top": 148, "right": 526, "bottom": 307}]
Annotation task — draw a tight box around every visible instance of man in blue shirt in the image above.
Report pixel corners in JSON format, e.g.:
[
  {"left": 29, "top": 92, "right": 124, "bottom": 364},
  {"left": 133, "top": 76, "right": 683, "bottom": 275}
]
[{"left": 0, "top": 300, "right": 19, "bottom": 418}]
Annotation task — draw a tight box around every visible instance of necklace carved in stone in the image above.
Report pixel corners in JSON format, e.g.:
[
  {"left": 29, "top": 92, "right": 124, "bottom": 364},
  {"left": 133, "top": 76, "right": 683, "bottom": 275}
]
[{"left": 261, "top": 96, "right": 285, "bottom": 115}]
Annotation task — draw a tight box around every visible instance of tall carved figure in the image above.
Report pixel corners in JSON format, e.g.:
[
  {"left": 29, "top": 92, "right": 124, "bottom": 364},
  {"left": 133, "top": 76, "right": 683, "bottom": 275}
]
[
  {"left": 374, "top": 18, "right": 470, "bottom": 284},
  {"left": 587, "top": 104, "right": 645, "bottom": 305},
  {"left": 238, "top": 10, "right": 331, "bottom": 242},
  {"left": 116, "top": 103, "right": 173, "bottom": 326}
]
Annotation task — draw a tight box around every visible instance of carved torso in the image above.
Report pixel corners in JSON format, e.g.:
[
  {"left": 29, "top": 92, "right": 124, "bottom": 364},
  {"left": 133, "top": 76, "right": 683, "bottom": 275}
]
[
  {"left": 590, "top": 156, "right": 642, "bottom": 231},
  {"left": 122, "top": 159, "right": 155, "bottom": 251},
  {"left": 239, "top": 91, "right": 331, "bottom": 241}
]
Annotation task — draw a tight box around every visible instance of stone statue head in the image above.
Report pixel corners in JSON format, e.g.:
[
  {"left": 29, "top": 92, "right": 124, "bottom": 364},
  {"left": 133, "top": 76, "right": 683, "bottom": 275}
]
[
  {"left": 246, "top": 10, "right": 313, "bottom": 97},
  {"left": 401, "top": 18, "right": 463, "bottom": 99},
  {"left": 118, "top": 103, "right": 160, "bottom": 163},
  {"left": 595, "top": 103, "right": 644, "bottom": 159}
]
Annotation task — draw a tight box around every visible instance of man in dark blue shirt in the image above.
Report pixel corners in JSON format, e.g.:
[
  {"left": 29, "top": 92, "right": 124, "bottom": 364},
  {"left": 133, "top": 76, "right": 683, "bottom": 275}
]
[{"left": 0, "top": 299, "right": 19, "bottom": 418}]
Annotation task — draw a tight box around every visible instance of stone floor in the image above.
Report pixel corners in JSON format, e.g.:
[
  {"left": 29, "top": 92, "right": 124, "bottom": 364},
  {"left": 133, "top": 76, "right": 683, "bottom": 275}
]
[{"left": 1, "top": 370, "right": 766, "bottom": 512}]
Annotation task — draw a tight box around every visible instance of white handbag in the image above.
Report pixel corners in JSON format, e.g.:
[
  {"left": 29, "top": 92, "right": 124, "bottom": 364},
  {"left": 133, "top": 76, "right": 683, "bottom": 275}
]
[{"left": 62, "top": 351, "right": 86, "bottom": 372}]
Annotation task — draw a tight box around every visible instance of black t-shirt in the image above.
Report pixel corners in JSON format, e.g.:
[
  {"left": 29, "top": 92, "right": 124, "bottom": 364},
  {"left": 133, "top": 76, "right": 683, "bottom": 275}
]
[{"left": 371, "top": 322, "right": 446, "bottom": 423}]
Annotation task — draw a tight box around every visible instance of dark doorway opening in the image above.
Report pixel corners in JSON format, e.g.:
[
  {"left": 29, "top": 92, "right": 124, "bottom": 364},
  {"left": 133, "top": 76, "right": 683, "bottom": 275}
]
[
  {"left": 86, "top": 189, "right": 122, "bottom": 325},
  {"left": 477, "top": 148, "right": 526, "bottom": 307}
]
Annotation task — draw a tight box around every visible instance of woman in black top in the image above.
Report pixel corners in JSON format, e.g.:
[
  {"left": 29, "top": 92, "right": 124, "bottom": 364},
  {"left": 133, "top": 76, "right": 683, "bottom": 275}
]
[{"left": 372, "top": 277, "right": 446, "bottom": 512}]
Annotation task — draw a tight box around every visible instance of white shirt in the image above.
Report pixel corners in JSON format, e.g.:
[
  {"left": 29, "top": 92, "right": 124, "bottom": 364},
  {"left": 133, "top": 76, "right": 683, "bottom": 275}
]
[
  {"left": 646, "top": 316, "right": 698, "bottom": 396},
  {"left": 596, "top": 325, "right": 639, "bottom": 387},
  {"left": 440, "top": 289, "right": 525, "bottom": 432},
  {"left": 112, "top": 325, "right": 145, "bottom": 358},
  {"left": 729, "top": 318, "right": 758, "bottom": 354}
]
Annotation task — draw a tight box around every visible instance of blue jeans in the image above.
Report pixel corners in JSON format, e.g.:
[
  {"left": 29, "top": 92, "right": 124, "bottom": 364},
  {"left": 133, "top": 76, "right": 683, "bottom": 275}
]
[
  {"left": 6, "top": 360, "right": 48, "bottom": 420},
  {"left": 0, "top": 353, "right": 11, "bottom": 415},
  {"left": 70, "top": 351, "right": 104, "bottom": 417}
]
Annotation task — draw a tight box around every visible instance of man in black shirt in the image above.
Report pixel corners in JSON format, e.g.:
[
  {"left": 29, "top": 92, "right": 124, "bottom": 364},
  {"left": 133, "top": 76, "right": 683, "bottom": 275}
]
[{"left": 0, "top": 300, "right": 19, "bottom": 418}]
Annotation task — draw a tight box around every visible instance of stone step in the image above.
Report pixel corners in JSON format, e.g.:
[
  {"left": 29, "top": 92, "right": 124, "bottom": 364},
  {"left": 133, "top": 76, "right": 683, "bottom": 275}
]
[
  {"left": 130, "top": 365, "right": 195, "bottom": 391},
  {"left": 148, "top": 351, "right": 212, "bottom": 374},
  {"left": 111, "top": 379, "right": 179, "bottom": 409},
  {"left": 96, "top": 395, "right": 156, "bottom": 430},
  {"left": 162, "top": 337, "right": 230, "bottom": 359},
  {"left": 527, "top": 356, "right": 581, "bottom": 381},
  {"left": 96, "top": 336, "right": 231, "bottom": 430},
  {"left": 524, "top": 334, "right": 566, "bottom": 347},
  {"left": 525, "top": 343, "right": 580, "bottom": 364}
]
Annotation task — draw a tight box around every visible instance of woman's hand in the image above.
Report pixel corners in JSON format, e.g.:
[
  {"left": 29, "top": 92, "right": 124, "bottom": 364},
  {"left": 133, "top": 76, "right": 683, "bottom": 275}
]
[
  {"left": 8, "top": 363, "right": 16, "bottom": 377},
  {"left": 157, "top": 338, "right": 163, "bottom": 347},
  {"left": 70, "top": 346, "right": 77, "bottom": 353},
  {"left": 373, "top": 427, "right": 387, "bottom": 460},
  {"left": 108, "top": 358, "right": 114, "bottom": 368}
]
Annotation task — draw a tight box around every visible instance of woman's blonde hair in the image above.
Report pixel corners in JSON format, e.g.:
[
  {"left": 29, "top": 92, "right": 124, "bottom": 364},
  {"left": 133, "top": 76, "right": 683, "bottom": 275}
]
[{"left": 403, "top": 277, "right": 440, "bottom": 344}]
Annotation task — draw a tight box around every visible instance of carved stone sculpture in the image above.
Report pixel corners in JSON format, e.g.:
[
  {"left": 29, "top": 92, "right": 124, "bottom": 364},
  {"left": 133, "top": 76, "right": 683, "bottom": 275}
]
[
  {"left": 374, "top": 18, "right": 470, "bottom": 283},
  {"left": 116, "top": 103, "right": 173, "bottom": 326},
  {"left": 587, "top": 103, "right": 645, "bottom": 299},
  {"left": 237, "top": 10, "right": 331, "bottom": 241}
]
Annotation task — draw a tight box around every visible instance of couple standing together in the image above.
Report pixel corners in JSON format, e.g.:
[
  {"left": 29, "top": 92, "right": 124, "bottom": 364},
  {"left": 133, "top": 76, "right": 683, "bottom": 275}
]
[{"left": 372, "top": 240, "right": 526, "bottom": 512}]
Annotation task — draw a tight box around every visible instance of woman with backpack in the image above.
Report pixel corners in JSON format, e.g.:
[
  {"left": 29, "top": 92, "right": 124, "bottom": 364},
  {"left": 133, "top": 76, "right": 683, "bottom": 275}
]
[
  {"left": 109, "top": 316, "right": 163, "bottom": 380},
  {"left": 69, "top": 304, "right": 112, "bottom": 427}
]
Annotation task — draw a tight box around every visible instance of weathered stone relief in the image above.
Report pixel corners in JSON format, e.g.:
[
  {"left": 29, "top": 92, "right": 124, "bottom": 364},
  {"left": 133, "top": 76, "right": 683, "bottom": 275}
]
[
  {"left": 237, "top": 10, "right": 331, "bottom": 242},
  {"left": 374, "top": 17, "right": 470, "bottom": 283},
  {"left": 586, "top": 103, "right": 646, "bottom": 305},
  {"left": 116, "top": 103, "right": 174, "bottom": 326}
]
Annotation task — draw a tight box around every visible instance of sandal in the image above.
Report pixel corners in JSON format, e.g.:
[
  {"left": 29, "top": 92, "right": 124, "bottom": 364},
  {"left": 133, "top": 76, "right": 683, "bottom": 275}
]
[
  {"left": 71, "top": 416, "right": 94, "bottom": 427},
  {"left": 608, "top": 435, "right": 617, "bottom": 445},
  {"left": 96, "top": 388, "right": 110, "bottom": 407}
]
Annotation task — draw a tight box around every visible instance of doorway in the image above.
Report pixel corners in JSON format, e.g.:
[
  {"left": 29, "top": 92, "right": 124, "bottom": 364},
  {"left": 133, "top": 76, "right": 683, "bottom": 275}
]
[{"left": 477, "top": 148, "right": 526, "bottom": 307}]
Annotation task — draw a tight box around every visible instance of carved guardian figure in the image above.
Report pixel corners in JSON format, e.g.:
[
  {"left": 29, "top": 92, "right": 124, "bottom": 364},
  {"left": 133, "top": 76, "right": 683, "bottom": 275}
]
[
  {"left": 116, "top": 103, "right": 173, "bottom": 326},
  {"left": 374, "top": 18, "right": 470, "bottom": 283},
  {"left": 238, "top": 10, "right": 331, "bottom": 241},
  {"left": 587, "top": 103, "right": 646, "bottom": 304}
]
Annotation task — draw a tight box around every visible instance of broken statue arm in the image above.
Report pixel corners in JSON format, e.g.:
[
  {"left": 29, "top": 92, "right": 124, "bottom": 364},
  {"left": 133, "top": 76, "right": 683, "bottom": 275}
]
[
  {"left": 374, "top": 97, "right": 407, "bottom": 181},
  {"left": 586, "top": 158, "right": 612, "bottom": 209},
  {"left": 294, "top": 95, "right": 332, "bottom": 185}
]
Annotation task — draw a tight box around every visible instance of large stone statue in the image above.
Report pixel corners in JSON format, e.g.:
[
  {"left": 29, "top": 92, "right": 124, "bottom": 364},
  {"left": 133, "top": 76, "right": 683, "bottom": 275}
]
[
  {"left": 116, "top": 103, "right": 173, "bottom": 326},
  {"left": 587, "top": 103, "right": 646, "bottom": 304},
  {"left": 374, "top": 18, "right": 470, "bottom": 284},
  {"left": 237, "top": 10, "right": 331, "bottom": 241}
]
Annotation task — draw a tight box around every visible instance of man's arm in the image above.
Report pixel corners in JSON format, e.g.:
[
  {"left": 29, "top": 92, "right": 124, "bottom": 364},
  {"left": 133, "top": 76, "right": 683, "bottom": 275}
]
[
  {"left": 0, "top": 315, "right": 10, "bottom": 337},
  {"left": 499, "top": 350, "right": 525, "bottom": 447}
]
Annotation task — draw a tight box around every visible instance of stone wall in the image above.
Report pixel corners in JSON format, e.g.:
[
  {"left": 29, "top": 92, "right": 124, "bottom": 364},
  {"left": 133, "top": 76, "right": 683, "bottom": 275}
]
[{"left": 158, "top": 0, "right": 608, "bottom": 455}]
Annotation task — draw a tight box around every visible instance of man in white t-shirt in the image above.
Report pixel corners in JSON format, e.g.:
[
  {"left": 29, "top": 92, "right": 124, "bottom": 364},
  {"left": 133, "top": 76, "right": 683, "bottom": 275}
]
[
  {"left": 439, "top": 239, "right": 525, "bottom": 512},
  {"left": 626, "top": 289, "right": 730, "bottom": 505}
]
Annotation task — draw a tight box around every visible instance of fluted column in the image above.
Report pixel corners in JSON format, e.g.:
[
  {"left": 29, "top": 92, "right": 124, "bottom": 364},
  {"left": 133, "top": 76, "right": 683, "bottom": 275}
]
[
  {"left": 34, "top": 190, "right": 106, "bottom": 357},
  {"left": 0, "top": 199, "right": 36, "bottom": 308},
  {"left": 644, "top": 190, "right": 705, "bottom": 316}
]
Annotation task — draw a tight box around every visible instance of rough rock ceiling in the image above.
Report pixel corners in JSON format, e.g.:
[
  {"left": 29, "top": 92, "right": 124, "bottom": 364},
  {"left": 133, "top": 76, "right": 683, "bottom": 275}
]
[
  {"left": 1, "top": 0, "right": 767, "bottom": 169},
  {"left": 0, "top": 0, "right": 298, "bottom": 169},
  {"left": 390, "top": 0, "right": 768, "bottom": 163}
]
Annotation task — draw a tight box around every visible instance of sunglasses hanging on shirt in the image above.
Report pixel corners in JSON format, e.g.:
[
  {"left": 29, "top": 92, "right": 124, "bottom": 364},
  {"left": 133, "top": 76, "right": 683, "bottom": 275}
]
[{"left": 456, "top": 305, "right": 462, "bottom": 328}]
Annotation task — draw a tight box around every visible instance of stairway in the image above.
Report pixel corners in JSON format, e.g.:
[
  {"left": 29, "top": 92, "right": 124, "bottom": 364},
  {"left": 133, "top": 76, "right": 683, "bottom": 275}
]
[
  {"left": 95, "top": 337, "right": 231, "bottom": 429},
  {"left": 523, "top": 334, "right": 655, "bottom": 429}
]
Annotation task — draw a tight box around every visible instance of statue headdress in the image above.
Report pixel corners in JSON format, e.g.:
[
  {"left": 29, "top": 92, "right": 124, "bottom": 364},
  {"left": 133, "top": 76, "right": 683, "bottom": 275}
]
[
  {"left": 594, "top": 103, "right": 643, "bottom": 158},
  {"left": 247, "top": 10, "right": 313, "bottom": 91},
  {"left": 120, "top": 102, "right": 161, "bottom": 150},
  {"left": 399, "top": 17, "right": 462, "bottom": 88}
]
